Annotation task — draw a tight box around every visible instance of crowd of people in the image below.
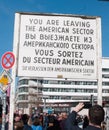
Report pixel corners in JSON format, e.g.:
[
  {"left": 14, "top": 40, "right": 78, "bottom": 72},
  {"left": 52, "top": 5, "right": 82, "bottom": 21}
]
[
  {"left": 0, "top": 103, "right": 107, "bottom": 130},
  {"left": 13, "top": 111, "right": 68, "bottom": 130}
]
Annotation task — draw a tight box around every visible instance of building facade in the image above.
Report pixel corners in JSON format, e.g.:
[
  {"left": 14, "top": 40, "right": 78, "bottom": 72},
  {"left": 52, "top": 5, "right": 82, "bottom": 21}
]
[{"left": 15, "top": 57, "right": 109, "bottom": 113}]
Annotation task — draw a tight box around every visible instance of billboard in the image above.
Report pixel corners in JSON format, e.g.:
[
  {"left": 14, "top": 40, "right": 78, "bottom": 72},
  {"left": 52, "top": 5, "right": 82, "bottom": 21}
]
[{"left": 15, "top": 13, "right": 101, "bottom": 79}]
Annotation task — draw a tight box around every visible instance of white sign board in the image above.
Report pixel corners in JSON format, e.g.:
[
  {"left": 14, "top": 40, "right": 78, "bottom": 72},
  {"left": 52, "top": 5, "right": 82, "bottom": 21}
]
[{"left": 16, "top": 13, "right": 101, "bottom": 79}]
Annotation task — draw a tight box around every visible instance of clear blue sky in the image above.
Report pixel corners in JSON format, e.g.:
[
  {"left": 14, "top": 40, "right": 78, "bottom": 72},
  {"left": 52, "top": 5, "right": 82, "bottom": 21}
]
[{"left": 0, "top": 0, "right": 109, "bottom": 72}]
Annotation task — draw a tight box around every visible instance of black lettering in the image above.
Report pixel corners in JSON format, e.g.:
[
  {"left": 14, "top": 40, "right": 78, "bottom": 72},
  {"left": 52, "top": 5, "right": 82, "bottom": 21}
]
[{"left": 23, "top": 57, "right": 31, "bottom": 63}]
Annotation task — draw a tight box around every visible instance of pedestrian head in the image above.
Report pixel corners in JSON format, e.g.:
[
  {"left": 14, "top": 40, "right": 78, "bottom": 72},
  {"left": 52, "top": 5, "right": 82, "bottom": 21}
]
[
  {"left": 89, "top": 105, "right": 105, "bottom": 126},
  {"left": 61, "top": 112, "right": 68, "bottom": 119},
  {"left": 22, "top": 114, "right": 29, "bottom": 124},
  {"left": 32, "top": 117, "right": 41, "bottom": 126},
  {"left": 14, "top": 121, "right": 24, "bottom": 130}
]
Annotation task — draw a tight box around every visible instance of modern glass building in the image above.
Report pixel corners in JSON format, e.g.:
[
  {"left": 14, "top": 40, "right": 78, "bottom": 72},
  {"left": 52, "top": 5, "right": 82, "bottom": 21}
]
[{"left": 15, "top": 57, "right": 109, "bottom": 113}]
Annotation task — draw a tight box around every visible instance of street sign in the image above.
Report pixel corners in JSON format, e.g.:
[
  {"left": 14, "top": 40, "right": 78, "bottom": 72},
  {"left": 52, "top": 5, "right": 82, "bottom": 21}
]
[
  {"left": 1, "top": 52, "right": 15, "bottom": 69},
  {"left": 16, "top": 13, "right": 101, "bottom": 80},
  {"left": 0, "top": 70, "right": 12, "bottom": 92}
]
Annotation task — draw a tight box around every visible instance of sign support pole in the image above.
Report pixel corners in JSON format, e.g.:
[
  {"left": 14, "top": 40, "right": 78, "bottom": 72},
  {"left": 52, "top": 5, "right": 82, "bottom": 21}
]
[
  {"left": 9, "top": 13, "right": 20, "bottom": 130},
  {"left": 97, "top": 17, "right": 102, "bottom": 106},
  {"left": 1, "top": 92, "right": 6, "bottom": 130}
]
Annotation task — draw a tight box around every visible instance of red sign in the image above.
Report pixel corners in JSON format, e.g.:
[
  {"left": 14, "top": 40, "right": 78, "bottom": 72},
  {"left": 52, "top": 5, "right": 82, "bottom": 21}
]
[{"left": 1, "top": 52, "right": 15, "bottom": 69}]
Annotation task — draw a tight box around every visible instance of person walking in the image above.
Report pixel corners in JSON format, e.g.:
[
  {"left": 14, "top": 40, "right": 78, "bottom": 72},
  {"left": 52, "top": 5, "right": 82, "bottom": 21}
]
[
  {"left": 22, "top": 114, "right": 32, "bottom": 130},
  {"left": 59, "top": 112, "right": 68, "bottom": 130},
  {"left": 31, "top": 116, "right": 43, "bottom": 130},
  {"left": 65, "top": 103, "right": 105, "bottom": 130}
]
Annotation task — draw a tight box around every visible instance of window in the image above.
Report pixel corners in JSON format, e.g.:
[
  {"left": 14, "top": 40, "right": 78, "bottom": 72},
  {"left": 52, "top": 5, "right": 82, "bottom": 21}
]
[
  {"left": 102, "top": 68, "right": 109, "bottom": 72},
  {"left": 102, "top": 82, "right": 109, "bottom": 86},
  {"left": 18, "top": 79, "right": 28, "bottom": 85},
  {"left": 18, "top": 95, "right": 28, "bottom": 100},
  {"left": 102, "top": 74, "right": 109, "bottom": 79},
  {"left": 19, "top": 87, "right": 28, "bottom": 92}
]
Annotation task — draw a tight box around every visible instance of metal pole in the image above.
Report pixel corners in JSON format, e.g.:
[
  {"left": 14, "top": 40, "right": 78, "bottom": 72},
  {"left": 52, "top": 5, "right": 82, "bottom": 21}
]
[
  {"left": 1, "top": 93, "right": 6, "bottom": 130},
  {"left": 90, "top": 95, "right": 94, "bottom": 106},
  {"left": 37, "top": 78, "right": 38, "bottom": 109},
  {"left": 97, "top": 18, "right": 102, "bottom": 106},
  {"left": 44, "top": 98, "right": 46, "bottom": 109},
  {"left": 9, "top": 13, "right": 20, "bottom": 130}
]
